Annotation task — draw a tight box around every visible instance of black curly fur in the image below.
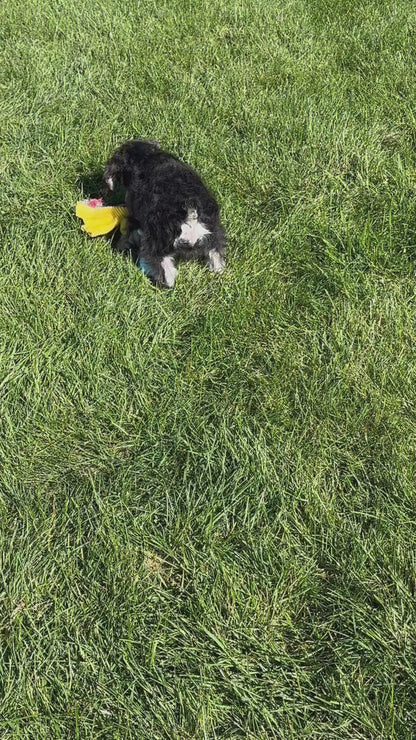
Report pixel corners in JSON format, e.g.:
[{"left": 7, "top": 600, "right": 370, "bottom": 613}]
[{"left": 104, "top": 140, "right": 226, "bottom": 287}]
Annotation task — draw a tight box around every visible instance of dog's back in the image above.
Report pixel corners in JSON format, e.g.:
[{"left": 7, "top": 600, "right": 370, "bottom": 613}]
[{"left": 105, "top": 140, "right": 218, "bottom": 227}]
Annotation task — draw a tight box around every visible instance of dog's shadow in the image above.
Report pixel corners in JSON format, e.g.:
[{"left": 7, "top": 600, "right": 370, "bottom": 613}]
[{"left": 76, "top": 170, "right": 142, "bottom": 265}]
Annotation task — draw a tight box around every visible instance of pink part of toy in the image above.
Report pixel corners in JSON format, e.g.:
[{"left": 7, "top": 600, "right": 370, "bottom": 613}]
[{"left": 88, "top": 198, "right": 104, "bottom": 208}]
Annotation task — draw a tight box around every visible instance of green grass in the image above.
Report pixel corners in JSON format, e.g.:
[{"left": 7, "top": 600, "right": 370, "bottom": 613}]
[{"left": 1, "top": 0, "right": 416, "bottom": 736}]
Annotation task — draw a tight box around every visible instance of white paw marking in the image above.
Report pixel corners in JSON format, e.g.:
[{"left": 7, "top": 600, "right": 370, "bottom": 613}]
[
  {"left": 208, "top": 249, "right": 225, "bottom": 273},
  {"left": 161, "top": 255, "right": 178, "bottom": 287}
]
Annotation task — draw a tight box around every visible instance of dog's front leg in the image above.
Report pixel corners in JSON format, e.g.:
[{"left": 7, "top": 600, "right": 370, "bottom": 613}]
[
  {"left": 206, "top": 232, "right": 226, "bottom": 273},
  {"left": 160, "top": 255, "right": 178, "bottom": 287},
  {"left": 208, "top": 249, "right": 225, "bottom": 273}
]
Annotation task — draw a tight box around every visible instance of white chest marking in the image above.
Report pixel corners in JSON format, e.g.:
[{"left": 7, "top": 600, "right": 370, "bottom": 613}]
[{"left": 174, "top": 208, "right": 211, "bottom": 247}]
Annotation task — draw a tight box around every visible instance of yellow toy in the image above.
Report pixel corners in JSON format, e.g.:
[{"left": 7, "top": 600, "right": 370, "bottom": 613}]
[
  {"left": 76, "top": 198, "right": 129, "bottom": 237},
  {"left": 76, "top": 198, "right": 154, "bottom": 279}
]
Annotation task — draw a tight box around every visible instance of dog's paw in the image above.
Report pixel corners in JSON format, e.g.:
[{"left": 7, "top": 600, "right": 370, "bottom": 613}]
[{"left": 208, "top": 249, "right": 225, "bottom": 273}]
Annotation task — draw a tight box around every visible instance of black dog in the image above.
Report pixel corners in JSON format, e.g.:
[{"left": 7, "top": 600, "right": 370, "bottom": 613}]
[{"left": 104, "top": 139, "right": 226, "bottom": 287}]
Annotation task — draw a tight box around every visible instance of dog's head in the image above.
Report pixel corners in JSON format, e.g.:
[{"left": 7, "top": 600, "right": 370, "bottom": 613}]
[{"left": 104, "top": 139, "right": 160, "bottom": 191}]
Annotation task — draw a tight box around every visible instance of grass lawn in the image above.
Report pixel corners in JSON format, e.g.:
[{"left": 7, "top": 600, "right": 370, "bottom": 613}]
[{"left": 1, "top": 0, "right": 416, "bottom": 736}]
